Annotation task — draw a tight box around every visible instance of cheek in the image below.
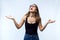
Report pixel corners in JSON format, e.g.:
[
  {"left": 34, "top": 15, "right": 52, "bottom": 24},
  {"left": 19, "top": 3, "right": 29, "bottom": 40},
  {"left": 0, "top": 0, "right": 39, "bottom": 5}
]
[{"left": 33, "top": 8, "right": 36, "bottom": 11}]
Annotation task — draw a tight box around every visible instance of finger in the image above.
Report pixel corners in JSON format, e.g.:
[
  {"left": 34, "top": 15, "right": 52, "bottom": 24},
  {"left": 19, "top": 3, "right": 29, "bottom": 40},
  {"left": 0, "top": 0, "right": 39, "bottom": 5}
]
[
  {"left": 5, "top": 16, "right": 11, "bottom": 19},
  {"left": 51, "top": 20, "right": 55, "bottom": 23},
  {"left": 5, "top": 16, "right": 9, "bottom": 18},
  {"left": 52, "top": 20, "right": 55, "bottom": 23}
]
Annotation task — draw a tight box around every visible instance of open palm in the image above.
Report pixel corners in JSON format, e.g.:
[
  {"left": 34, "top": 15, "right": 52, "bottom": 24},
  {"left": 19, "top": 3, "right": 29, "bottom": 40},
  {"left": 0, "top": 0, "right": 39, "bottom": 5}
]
[
  {"left": 5, "top": 16, "right": 14, "bottom": 20},
  {"left": 48, "top": 19, "right": 55, "bottom": 24}
]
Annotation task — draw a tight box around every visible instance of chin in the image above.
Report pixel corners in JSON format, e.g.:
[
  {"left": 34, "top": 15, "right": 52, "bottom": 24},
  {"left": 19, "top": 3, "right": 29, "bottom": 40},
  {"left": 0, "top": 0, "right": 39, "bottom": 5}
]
[
  {"left": 29, "top": 10, "right": 34, "bottom": 13},
  {"left": 30, "top": 11, "right": 33, "bottom": 12}
]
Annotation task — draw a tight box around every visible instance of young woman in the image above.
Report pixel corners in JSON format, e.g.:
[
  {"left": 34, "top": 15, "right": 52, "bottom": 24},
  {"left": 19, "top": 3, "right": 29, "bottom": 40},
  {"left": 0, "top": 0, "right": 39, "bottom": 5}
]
[{"left": 6, "top": 4, "right": 55, "bottom": 40}]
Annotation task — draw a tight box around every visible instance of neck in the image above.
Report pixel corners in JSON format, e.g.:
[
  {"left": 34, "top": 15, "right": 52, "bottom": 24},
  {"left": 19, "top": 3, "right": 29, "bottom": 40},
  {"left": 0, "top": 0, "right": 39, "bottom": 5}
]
[{"left": 29, "top": 13, "right": 35, "bottom": 17}]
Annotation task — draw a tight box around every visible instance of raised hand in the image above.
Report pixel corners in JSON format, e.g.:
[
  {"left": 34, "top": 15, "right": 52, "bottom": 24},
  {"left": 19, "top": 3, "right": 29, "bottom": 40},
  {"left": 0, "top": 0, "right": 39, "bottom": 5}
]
[
  {"left": 5, "top": 16, "right": 14, "bottom": 20},
  {"left": 47, "top": 19, "right": 55, "bottom": 24}
]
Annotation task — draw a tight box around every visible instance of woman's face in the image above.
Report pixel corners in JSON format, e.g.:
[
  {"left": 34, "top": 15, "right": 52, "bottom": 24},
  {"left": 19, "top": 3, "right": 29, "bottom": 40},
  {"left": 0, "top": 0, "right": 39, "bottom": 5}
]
[{"left": 29, "top": 4, "right": 37, "bottom": 13}]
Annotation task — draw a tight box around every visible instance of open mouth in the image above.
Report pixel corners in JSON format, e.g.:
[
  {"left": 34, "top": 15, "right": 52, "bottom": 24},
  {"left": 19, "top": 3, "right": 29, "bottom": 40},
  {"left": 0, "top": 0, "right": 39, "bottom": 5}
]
[{"left": 30, "top": 7, "right": 33, "bottom": 10}]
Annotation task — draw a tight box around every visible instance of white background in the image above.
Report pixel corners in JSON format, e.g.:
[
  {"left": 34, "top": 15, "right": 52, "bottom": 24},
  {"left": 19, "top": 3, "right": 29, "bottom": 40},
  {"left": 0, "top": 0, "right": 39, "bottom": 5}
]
[{"left": 0, "top": 0, "right": 60, "bottom": 40}]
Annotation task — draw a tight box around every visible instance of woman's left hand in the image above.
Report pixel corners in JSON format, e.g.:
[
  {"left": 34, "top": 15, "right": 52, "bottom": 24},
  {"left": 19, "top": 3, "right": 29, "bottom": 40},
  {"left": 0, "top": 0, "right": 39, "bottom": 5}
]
[{"left": 47, "top": 19, "right": 55, "bottom": 24}]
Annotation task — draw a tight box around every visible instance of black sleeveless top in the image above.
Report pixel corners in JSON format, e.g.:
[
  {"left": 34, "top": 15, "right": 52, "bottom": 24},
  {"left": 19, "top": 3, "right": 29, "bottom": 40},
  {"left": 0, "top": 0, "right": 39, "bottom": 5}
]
[{"left": 25, "top": 17, "right": 39, "bottom": 35}]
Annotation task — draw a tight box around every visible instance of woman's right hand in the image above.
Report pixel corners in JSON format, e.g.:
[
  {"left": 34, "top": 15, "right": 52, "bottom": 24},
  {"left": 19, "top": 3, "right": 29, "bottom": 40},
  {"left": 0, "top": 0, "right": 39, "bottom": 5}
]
[{"left": 5, "top": 16, "right": 14, "bottom": 20}]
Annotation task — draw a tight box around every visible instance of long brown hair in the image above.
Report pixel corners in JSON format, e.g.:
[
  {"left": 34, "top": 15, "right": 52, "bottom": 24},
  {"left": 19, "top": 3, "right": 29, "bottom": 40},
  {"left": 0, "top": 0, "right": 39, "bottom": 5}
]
[{"left": 25, "top": 4, "right": 41, "bottom": 23}]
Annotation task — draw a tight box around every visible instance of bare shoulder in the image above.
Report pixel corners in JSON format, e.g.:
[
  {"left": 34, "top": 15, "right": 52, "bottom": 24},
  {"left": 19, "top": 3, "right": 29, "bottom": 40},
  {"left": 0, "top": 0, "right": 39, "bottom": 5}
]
[{"left": 22, "top": 14, "right": 27, "bottom": 21}]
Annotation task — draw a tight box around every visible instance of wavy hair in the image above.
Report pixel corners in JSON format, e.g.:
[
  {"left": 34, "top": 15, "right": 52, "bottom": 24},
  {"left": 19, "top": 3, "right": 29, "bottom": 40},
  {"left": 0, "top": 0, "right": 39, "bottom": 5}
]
[{"left": 25, "top": 4, "right": 41, "bottom": 23}]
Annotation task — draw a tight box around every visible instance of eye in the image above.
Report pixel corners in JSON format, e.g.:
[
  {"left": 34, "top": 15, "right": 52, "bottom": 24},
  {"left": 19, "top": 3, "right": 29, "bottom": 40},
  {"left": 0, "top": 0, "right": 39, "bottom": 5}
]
[{"left": 30, "top": 5, "right": 32, "bottom": 7}]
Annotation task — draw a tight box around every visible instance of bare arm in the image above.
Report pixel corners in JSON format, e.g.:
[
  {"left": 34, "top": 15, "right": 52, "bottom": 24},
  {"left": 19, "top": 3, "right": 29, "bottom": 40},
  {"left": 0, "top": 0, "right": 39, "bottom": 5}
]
[
  {"left": 13, "top": 15, "right": 26, "bottom": 29},
  {"left": 38, "top": 19, "right": 55, "bottom": 32},
  {"left": 6, "top": 15, "right": 27, "bottom": 29}
]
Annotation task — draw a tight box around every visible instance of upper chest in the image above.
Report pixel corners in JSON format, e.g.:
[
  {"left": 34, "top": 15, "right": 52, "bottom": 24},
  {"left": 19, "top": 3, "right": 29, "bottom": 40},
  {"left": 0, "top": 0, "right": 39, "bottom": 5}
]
[{"left": 27, "top": 17, "right": 36, "bottom": 24}]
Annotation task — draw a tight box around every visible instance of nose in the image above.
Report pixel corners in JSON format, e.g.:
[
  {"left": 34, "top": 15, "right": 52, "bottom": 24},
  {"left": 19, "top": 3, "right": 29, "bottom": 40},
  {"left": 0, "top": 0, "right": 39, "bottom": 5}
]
[
  {"left": 31, "top": 7, "right": 33, "bottom": 10},
  {"left": 30, "top": 7, "right": 33, "bottom": 10}
]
